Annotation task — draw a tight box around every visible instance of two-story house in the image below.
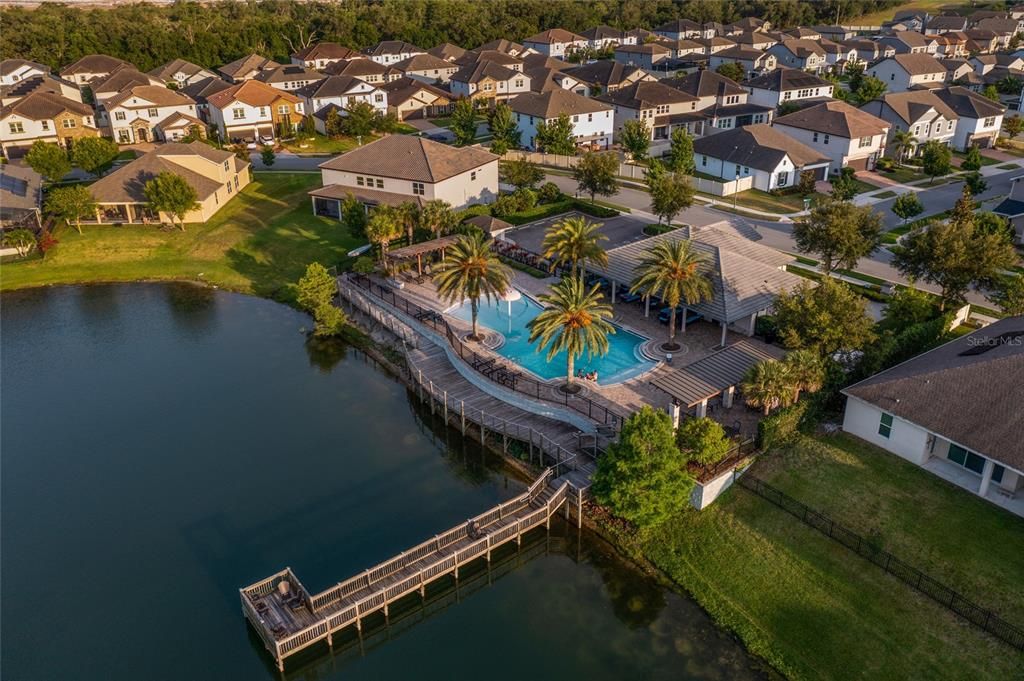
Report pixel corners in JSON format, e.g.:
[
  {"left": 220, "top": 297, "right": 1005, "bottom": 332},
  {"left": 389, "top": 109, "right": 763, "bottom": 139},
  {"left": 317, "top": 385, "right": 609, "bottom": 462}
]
[
  {"left": 180, "top": 76, "right": 233, "bottom": 122},
  {"left": 768, "top": 39, "right": 828, "bottom": 73},
  {"left": 773, "top": 100, "right": 890, "bottom": 171},
  {"left": 148, "top": 59, "right": 217, "bottom": 88},
  {"left": 695, "top": 36, "right": 737, "bottom": 56},
  {"left": 510, "top": 89, "right": 614, "bottom": 150},
  {"left": 295, "top": 75, "right": 386, "bottom": 125},
  {"left": 217, "top": 54, "right": 281, "bottom": 83},
  {"left": 0, "top": 91, "right": 98, "bottom": 158},
  {"left": 580, "top": 26, "right": 634, "bottom": 50},
  {"left": 521, "top": 29, "right": 589, "bottom": 58},
  {"left": 58, "top": 54, "right": 134, "bottom": 86},
  {"left": 563, "top": 61, "right": 654, "bottom": 95},
  {"left": 450, "top": 61, "right": 530, "bottom": 103},
  {"left": 745, "top": 69, "right": 835, "bottom": 109},
  {"left": 841, "top": 38, "right": 896, "bottom": 63},
  {"left": 654, "top": 19, "right": 708, "bottom": 40},
  {"left": 733, "top": 31, "right": 778, "bottom": 51},
  {"left": 325, "top": 58, "right": 401, "bottom": 85},
  {"left": 709, "top": 47, "right": 777, "bottom": 78},
  {"left": 254, "top": 65, "right": 326, "bottom": 93},
  {"left": 663, "top": 70, "right": 774, "bottom": 134},
  {"left": 597, "top": 80, "right": 699, "bottom": 141},
  {"left": 476, "top": 38, "right": 529, "bottom": 57},
  {"left": 379, "top": 77, "right": 453, "bottom": 121},
  {"left": 91, "top": 69, "right": 164, "bottom": 106},
  {"left": 206, "top": 79, "right": 304, "bottom": 142},
  {"left": 290, "top": 43, "right": 361, "bottom": 70},
  {"left": 392, "top": 54, "right": 460, "bottom": 84},
  {"left": 427, "top": 43, "right": 469, "bottom": 63},
  {"left": 869, "top": 54, "right": 947, "bottom": 93},
  {"left": 310, "top": 135, "right": 498, "bottom": 214},
  {"left": 879, "top": 30, "right": 934, "bottom": 55},
  {"left": 0, "top": 59, "right": 49, "bottom": 87},
  {"left": 105, "top": 85, "right": 200, "bottom": 144},
  {"left": 87, "top": 141, "right": 251, "bottom": 224},
  {"left": 1, "top": 74, "right": 82, "bottom": 107},
  {"left": 613, "top": 43, "right": 673, "bottom": 69},
  {"left": 859, "top": 90, "right": 959, "bottom": 158},
  {"left": 934, "top": 85, "right": 1006, "bottom": 149},
  {"left": 364, "top": 41, "right": 426, "bottom": 66}
]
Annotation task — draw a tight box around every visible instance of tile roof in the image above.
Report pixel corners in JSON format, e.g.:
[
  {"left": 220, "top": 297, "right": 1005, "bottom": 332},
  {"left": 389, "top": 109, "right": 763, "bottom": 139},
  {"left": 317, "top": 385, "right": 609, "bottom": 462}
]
[
  {"left": 91, "top": 68, "right": 159, "bottom": 94},
  {"left": 510, "top": 88, "right": 612, "bottom": 118},
  {"left": 745, "top": 68, "right": 832, "bottom": 92},
  {"left": 867, "top": 89, "right": 959, "bottom": 125},
  {"left": 523, "top": 29, "right": 588, "bottom": 44},
  {"left": 148, "top": 59, "right": 210, "bottom": 82},
  {"left": 294, "top": 75, "right": 369, "bottom": 99},
  {"left": 427, "top": 43, "right": 469, "bottom": 62},
  {"left": 596, "top": 80, "right": 698, "bottom": 109},
  {"left": 564, "top": 61, "right": 649, "bottom": 89},
  {"left": 933, "top": 85, "right": 1006, "bottom": 118},
  {"left": 0, "top": 74, "right": 77, "bottom": 103},
  {"left": 378, "top": 76, "right": 451, "bottom": 106},
  {"left": 476, "top": 39, "right": 525, "bottom": 55},
  {"left": 843, "top": 315, "right": 1024, "bottom": 469},
  {"left": 206, "top": 79, "right": 301, "bottom": 109},
  {"left": 254, "top": 64, "right": 325, "bottom": 84},
  {"left": 217, "top": 54, "right": 280, "bottom": 79},
  {"left": 179, "top": 76, "right": 233, "bottom": 104},
  {"left": 325, "top": 58, "right": 390, "bottom": 78},
  {"left": 291, "top": 43, "right": 360, "bottom": 61},
  {"left": 105, "top": 84, "right": 196, "bottom": 109},
  {"left": 1, "top": 58, "right": 48, "bottom": 77},
  {"left": 580, "top": 26, "right": 626, "bottom": 41},
  {"left": 451, "top": 60, "right": 520, "bottom": 85},
  {"left": 693, "top": 123, "right": 830, "bottom": 171},
  {"left": 364, "top": 41, "right": 424, "bottom": 56},
  {"left": 0, "top": 90, "right": 93, "bottom": 120},
  {"left": 662, "top": 70, "right": 744, "bottom": 98},
  {"left": 890, "top": 53, "right": 947, "bottom": 75},
  {"left": 393, "top": 53, "right": 455, "bottom": 72},
  {"left": 60, "top": 54, "right": 133, "bottom": 76},
  {"left": 318, "top": 135, "right": 497, "bottom": 183},
  {"left": 774, "top": 100, "right": 889, "bottom": 138}
]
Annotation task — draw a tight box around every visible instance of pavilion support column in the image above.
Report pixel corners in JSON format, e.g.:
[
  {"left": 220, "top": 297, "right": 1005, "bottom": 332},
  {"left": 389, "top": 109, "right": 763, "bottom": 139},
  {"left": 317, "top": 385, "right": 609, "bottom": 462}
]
[
  {"left": 680, "top": 305, "right": 688, "bottom": 334},
  {"left": 979, "top": 459, "right": 996, "bottom": 497},
  {"left": 95, "top": 208, "right": 103, "bottom": 224},
  {"left": 720, "top": 321, "right": 728, "bottom": 347},
  {"left": 125, "top": 204, "right": 134, "bottom": 223},
  {"left": 611, "top": 280, "right": 617, "bottom": 304},
  {"left": 696, "top": 399, "right": 708, "bottom": 419},
  {"left": 669, "top": 400, "right": 681, "bottom": 429},
  {"left": 723, "top": 386, "right": 735, "bottom": 409},
  {"left": 644, "top": 295, "right": 651, "bottom": 318},
  {"left": 746, "top": 312, "right": 757, "bottom": 337}
]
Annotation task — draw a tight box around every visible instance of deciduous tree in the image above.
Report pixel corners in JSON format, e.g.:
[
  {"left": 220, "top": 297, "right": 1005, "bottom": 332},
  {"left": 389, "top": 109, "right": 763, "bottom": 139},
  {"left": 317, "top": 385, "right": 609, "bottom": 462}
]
[
  {"left": 296, "top": 262, "right": 346, "bottom": 337},
  {"left": 891, "top": 192, "right": 923, "bottom": 225},
  {"left": 793, "top": 199, "right": 883, "bottom": 273},
  {"left": 829, "top": 167, "right": 859, "bottom": 201},
  {"left": 920, "top": 140, "right": 952, "bottom": 183},
  {"left": 620, "top": 119, "right": 650, "bottom": 160},
  {"left": 25, "top": 141, "right": 70, "bottom": 182},
  {"left": 1, "top": 228, "right": 36, "bottom": 257},
  {"left": 342, "top": 100, "right": 377, "bottom": 139},
  {"left": 646, "top": 162, "right": 695, "bottom": 225},
  {"left": 676, "top": 417, "right": 731, "bottom": 466},
  {"left": 715, "top": 61, "right": 744, "bottom": 82},
  {"left": 260, "top": 145, "right": 275, "bottom": 167},
  {"left": 960, "top": 144, "right": 983, "bottom": 171},
  {"left": 535, "top": 113, "right": 576, "bottom": 155},
  {"left": 449, "top": 98, "right": 479, "bottom": 146},
  {"left": 143, "top": 171, "right": 199, "bottom": 231},
  {"left": 71, "top": 136, "right": 119, "bottom": 177},
  {"left": 773, "top": 278, "right": 876, "bottom": 354},
  {"left": 501, "top": 156, "right": 544, "bottom": 190},
  {"left": 666, "top": 126, "right": 695, "bottom": 174},
  {"left": 572, "top": 150, "right": 618, "bottom": 202},
  {"left": 44, "top": 184, "right": 95, "bottom": 234},
  {"left": 487, "top": 102, "right": 520, "bottom": 154}
]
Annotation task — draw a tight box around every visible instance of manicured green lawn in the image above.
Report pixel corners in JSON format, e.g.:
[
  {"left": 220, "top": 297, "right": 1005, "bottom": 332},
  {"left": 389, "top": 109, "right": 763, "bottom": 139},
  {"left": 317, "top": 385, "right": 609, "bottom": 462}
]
[
  {"left": 997, "top": 162, "right": 1023, "bottom": 170},
  {"left": 282, "top": 132, "right": 378, "bottom": 155},
  {"left": 1, "top": 172, "right": 360, "bottom": 303},
  {"left": 729, "top": 189, "right": 823, "bottom": 214},
  {"left": 635, "top": 434, "right": 1024, "bottom": 681},
  {"left": 873, "top": 190, "right": 898, "bottom": 199},
  {"left": 877, "top": 166, "right": 928, "bottom": 184},
  {"left": 953, "top": 150, "right": 1000, "bottom": 167}
]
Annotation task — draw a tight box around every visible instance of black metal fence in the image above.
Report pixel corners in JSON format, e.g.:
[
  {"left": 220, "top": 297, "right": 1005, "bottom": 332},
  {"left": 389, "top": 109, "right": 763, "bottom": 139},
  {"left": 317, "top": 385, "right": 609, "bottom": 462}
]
[
  {"left": 350, "top": 274, "right": 625, "bottom": 431},
  {"left": 690, "top": 439, "right": 757, "bottom": 483},
  {"left": 738, "top": 474, "right": 1024, "bottom": 651}
]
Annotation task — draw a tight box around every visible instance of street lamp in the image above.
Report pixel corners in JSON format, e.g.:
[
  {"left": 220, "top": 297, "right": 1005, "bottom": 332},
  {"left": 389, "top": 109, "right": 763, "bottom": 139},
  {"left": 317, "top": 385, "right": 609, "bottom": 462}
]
[{"left": 733, "top": 164, "right": 741, "bottom": 211}]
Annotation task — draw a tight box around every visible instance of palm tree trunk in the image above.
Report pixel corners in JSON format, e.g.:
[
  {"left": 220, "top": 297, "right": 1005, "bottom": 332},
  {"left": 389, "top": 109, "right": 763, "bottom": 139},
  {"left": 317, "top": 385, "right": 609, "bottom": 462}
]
[
  {"left": 471, "top": 298, "right": 479, "bottom": 340},
  {"left": 680, "top": 305, "right": 687, "bottom": 334},
  {"left": 566, "top": 353, "right": 574, "bottom": 390},
  {"left": 668, "top": 308, "right": 677, "bottom": 346},
  {"left": 763, "top": 404, "right": 770, "bottom": 416}
]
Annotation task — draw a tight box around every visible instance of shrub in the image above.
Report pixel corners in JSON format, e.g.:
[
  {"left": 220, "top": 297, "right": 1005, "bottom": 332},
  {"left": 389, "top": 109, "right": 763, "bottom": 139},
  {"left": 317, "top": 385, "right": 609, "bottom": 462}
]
[
  {"left": 490, "top": 194, "right": 520, "bottom": 217},
  {"left": 538, "top": 181, "right": 561, "bottom": 204},
  {"left": 512, "top": 187, "right": 537, "bottom": 211},
  {"left": 677, "top": 417, "right": 732, "bottom": 466},
  {"left": 755, "top": 315, "right": 778, "bottom": 343},
  {"left": 874, "top": 157, "right": 896, "bottom": 172},
  {"left": 352, "top": 256, "right": 376, "bottom": 274},
  {"left": 756, "top": 401, "right": 810, "bottom": 451},
  {"left": 571, "top": 200, "right": 619, "bottom": 217}
]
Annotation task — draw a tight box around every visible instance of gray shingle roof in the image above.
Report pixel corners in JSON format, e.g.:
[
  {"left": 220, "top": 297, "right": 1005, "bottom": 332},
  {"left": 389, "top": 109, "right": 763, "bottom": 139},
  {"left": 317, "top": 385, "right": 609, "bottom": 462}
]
[
  {"left": 509, "top": 89, "right": 611, "bottom": 118},
  {"left": 843, "top": 316, "right": 1024, "bottom": 469},
  {"left": 693, "top": 124, "right": 830, "bottom": 172},
  {"left": 774, "top": 100, "right": 890, "bottom": 138},
  {"left": 318, "top": 135, "right": 497, "bottom": 183}
]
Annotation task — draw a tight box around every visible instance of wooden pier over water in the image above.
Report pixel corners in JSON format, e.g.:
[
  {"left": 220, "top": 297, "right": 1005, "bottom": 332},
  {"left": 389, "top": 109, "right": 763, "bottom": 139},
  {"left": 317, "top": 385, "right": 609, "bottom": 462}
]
[{"left": 241, "top": 469, "right": 582, "bottom": 671}]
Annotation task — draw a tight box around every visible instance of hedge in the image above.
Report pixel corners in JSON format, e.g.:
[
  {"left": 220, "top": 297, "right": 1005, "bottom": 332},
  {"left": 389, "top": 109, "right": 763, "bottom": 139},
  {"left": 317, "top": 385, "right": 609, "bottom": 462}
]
[{"left": 756, "top": 401, "right": 811, "bottom": 451}]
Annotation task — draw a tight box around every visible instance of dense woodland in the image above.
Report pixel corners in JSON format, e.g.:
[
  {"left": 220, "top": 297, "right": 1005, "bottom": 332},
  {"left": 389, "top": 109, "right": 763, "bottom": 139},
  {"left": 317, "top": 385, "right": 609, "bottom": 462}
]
[{"left": 1, "top": 0, "right": 902, "bottom": 72}]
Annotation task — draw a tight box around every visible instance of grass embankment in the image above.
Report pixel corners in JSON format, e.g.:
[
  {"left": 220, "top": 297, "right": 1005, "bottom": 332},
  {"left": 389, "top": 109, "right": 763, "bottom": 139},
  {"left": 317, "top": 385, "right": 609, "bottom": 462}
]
[
  {"left": 631, "top": 434, "right": 1024, "bottom": 681},
  {"left": 1, "top": 173, "right": 360, "bottom": 303}
]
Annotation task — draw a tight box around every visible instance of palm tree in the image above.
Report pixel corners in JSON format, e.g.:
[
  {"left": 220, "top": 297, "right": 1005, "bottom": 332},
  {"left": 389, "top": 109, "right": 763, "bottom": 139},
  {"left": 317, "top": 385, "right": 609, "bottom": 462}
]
[
  {"left": 433, "top": 232, "right": 512, "bottom": 340},
  {"left": 630, "top": 239, "right": 713, "bottom": 351},
  {"left": 890, "top": 130, "right": 917, "bottom": 167},
  {"left": 419, "top": 199, "right": 457, "bottom": 239},
  {"left": 741, "top": 360, "right": 796, "bottom": 415},
  {"left": 541, "top": 215, "right": 608, "bottom": 277},
  {"left": 398, "top": 201, "right": 420, "bottom": 246},
  {"left": 527, "top": 276, "right": 615, "bottom": 392},
  {"left": 783, "top": 349, "right": 826, "bottom": 401},
  {"left": 365, "top": 205, "right": 403, "bottom": 267}
]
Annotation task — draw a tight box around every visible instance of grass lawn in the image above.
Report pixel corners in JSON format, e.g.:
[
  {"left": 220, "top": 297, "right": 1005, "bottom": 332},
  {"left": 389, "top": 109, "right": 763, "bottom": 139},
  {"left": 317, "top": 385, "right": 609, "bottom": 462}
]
[
  {"left": 997, "top": 162, "right": 1023, "bottom": 170},
  {"left": 281, "top": 132, "right": 378, "bottom": 155},
  {"left": 0, "top": 172, "right": 360, "bottom": 304},
  {"left": 953, "top": 150, "right": 1000, "bottom": 167},
  {"left": 877, "top": 166, "right": 928, "bottom": 184},
  {"left": 729, "top": 189, "right": 823, "bottom": 214},
  {"left": 635, "top": 433, "right": 1024, "bottom": 681},
  {"left": 874, "top": 190, "right": 898, "bottom": 199}
]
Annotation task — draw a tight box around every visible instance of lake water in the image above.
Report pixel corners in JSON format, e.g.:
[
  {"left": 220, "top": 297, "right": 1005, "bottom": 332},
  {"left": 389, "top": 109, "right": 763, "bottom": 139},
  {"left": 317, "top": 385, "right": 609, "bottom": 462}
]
[{"left": 1, "top": 284, "right": 764, "bottom": 681}]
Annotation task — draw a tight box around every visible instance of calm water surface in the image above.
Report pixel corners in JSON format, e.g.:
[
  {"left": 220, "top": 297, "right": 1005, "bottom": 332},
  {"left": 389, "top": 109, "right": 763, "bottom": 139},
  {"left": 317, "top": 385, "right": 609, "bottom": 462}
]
[{"left": 1, "top": 284, "right": 764, "bottom": 681}]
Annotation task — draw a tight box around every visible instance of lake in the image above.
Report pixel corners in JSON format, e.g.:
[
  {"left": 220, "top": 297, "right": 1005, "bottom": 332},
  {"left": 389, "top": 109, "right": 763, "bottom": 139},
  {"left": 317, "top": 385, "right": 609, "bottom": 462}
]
[{"left": 1, "top": 284, "right": 765, "bottom": 681}]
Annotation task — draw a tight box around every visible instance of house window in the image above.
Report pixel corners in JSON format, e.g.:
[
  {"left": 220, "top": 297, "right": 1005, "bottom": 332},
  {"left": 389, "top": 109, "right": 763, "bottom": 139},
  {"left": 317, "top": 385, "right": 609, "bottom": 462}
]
[
  {"left": 878, "top": 412, "right": 893, "bottom": 438},
  {"left": 588, "top": 113, "right": 593, "bottom": 122},
  {"left": 226, "top": 181, "right": 233, "bottom": 194},
  {"left": 984, "top": 116, "right": 996, "bottom": 127},
  {"left": 62, "top": 119, "right": 76, "bottom": 128},
  {"left": 777, "top": 171, "right": 790, "bottom": 186},
  {"left": 890, "top": 73, "right": 895, "bottom": 81},
  {"left": 357, "top": 176, "right": 365, "bottom": 186},
  {"left": 41, "top": 120, "right": 49, "bottom": 131},
  {"left": 914, "top": 124, "right": 920, "bottom": 135},
  {"left": 8, "top": 122, "right": 23, "bottom": 133},
  {"left": 471, "top": 170, "right": 477, "bottom": 181},
  {"left": 375, "top": 94, "right": 383, "bottom": 103},
  {"left": 277, "top": 105, "right": 289, "bottom": 114},
  {"left": 823, "top": 134, "right": 829, "bottom": 144},
  {"left": 947, "top": 120, "right": 954, "bottom": 131},
  {"left": 754, "top": 114, "right": 765, "bottom": 123},
  {"left": 115, "top": 111, "right": 126, "bottom": 121},
  {"left": 232, "top": 108, "right": 245, "bottom": 120},
  {"left": 234, "top": 176, "right": 239, "bottom": 189},
  {"left": 223, "top": 160, "right": 230, "bottom": 172},
  {"left": 412, "top": 181, "right": 425, "bottom": 195},
  {"left": 118, "top": 130, "right": 130, "bottom": 143},
  {"left": 515, "top": 79, "right": 524, "bottom": 88},
  {"left": 147, "top": 108, "right": 158, "bottom": 117},
  {"left": 375, "top": 178, "right": 383, "bottom": 188},
  {"left": 812, "top": 132, "right": 819, "bottom": 142},
  {"left": 946, "top": 443, "right": 987, "bottom": 475},
  {"left": 783, "top": 91, "right": 792, "bottom": 101},
  {"left": 258, "top": 107, "right": 267, "bottom": 117},
  {"left": 858, "top": 136, "right": 872, "bottom": 148},
  {"left": 701, "top": 155, "right": 707, "bottom": 166}
]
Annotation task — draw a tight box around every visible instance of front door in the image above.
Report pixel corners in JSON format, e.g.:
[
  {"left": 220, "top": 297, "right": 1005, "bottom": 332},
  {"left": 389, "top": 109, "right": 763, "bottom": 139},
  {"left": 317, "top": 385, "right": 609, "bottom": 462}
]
[{"left": 137, "top": 128, "right": 148, "bottom": 142}]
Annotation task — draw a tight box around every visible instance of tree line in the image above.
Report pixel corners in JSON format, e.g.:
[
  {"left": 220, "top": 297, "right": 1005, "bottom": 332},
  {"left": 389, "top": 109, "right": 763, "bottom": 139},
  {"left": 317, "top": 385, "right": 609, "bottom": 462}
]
[{"left": 1, "top": 0, "right": 901, "bottom": 72}]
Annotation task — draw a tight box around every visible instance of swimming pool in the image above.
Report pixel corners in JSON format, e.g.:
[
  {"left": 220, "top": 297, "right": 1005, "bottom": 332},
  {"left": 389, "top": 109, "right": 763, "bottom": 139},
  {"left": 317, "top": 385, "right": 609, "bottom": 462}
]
[{"left": 448, "top": 293, "right": 657, "bottom": 385}]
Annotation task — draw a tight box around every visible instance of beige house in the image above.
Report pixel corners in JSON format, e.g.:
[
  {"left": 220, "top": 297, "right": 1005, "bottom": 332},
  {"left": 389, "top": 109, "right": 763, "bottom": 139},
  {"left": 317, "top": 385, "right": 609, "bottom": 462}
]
[
  {"left": 379, "top": 77, "right": 452, "bottom": 120},
  {"left": 0, "top": 91, "right": 99, "bottom": 158},
  {"left": 217, "top": 54, "right": 281, "bottom": 83},
  {"left": 87, "top": 141, "right": 251, "bottom": 224},
  {"left": 58, "top": 54, "right": 134, "bottom": 85},
  {"left": 310, "top": 135, "right": 498, "bottom": 215}
]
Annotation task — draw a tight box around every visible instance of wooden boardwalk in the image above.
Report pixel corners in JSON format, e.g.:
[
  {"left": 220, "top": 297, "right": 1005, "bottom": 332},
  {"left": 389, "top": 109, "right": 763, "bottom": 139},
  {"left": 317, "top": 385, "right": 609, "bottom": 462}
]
[{"left": 242, "top": 469, "right": 581, "bottom": 671}]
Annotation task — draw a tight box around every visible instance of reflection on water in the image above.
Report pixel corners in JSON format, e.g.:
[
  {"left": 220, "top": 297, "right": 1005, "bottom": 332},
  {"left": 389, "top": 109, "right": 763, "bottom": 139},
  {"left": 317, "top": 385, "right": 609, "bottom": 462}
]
[{"left": 1, "top": 284, "right": 764, "bottom": 681}]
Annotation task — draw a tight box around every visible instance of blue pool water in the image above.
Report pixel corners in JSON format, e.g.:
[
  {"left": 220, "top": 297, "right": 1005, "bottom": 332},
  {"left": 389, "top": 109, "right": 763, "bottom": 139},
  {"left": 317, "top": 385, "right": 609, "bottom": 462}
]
[{"left": 449, "top": 293, "right": 656, "bottom": 385}]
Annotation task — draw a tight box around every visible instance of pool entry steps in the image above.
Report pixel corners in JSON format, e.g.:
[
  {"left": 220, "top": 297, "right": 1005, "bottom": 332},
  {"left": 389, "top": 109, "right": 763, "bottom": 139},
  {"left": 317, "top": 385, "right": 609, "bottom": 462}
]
[{"left": 241, "top": 469, "right": 583, "bottom": 671}]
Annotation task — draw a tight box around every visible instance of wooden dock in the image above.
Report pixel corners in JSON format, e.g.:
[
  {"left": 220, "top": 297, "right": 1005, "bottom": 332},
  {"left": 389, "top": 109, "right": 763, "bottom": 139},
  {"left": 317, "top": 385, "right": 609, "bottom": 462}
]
[{"left": 241, "top": 469, "right": 581, "bottom": 671}]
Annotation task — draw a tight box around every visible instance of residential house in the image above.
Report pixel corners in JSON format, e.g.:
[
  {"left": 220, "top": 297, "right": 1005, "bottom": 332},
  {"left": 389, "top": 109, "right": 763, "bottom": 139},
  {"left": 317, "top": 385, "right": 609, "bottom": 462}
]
[
  {"left": 993, "top": 175, "right": 1024, "bottom": 242},
  {"left": 295, "top": 75, "right": 387, "bottom": 123},
  {"left": 842, "top": 38, "right": 896, "bottom": 63},
  {"left": 180, "top": 76, "right": 233, "bottom": 122},
  {"left": 924, "top": 15, "right": 968, "bottom": 34},
  {"left": 521, "top": 29, "right": 589, "bottom": 58},
  {"left": 105, "top": 85, "right": 200, "bottom": 144},
  {"left": 658, "top": 38, "right": 706, "bottom": 61},
  {"left": 456, "top": 50, "right": 525, "bottom": 73},
  {"left": 709, "top": 47, "right": 777, "bottom": 78},
  {"left": 580, "top": 26, "right": 634, "bottom": 50},
  {"left": 859, "top": 90, "right": 959, "bottom": 157},
  {"left": 731, "top": 17, "right": 771, "bottom": 33},
  {"left": 364, "top": 41, "right": 426, "bottom": 66},
  {"left": 450, "top": 61, "right": 530, "bottom": 103},
  {"left": 148, "top": 59, "right": 217, "bottom": 88},
  {"left": 654, "top": 19, "right": 706, "bottom": 40},
  {"left": 965, "top": 28, "right": 1001, "bottom": 54},
  {"left": 971, "top": 54, "right": 1024, "bottom": 76},
  {"left": 392, "top": 53, "right": 459, "bottom": 84},
  {"left": 87, "top": 141, "right": 251, "bottom": 225},
  {"left": 476, "top": 39, "right": 528, "bottom": 57},
  {"left": 695, "top": 36, "right": 737, "bottom": 56},
  {"left": 597, "top": 80, "right": 698, "bottom": 142},
  {"left": 768, "top": 39, "right": 828, "bottom": 73},
  {"left": 745, "top": 69, "right": 835, "bottom": 109},
  {"left": 0, "top": 91, "right": 98, "bottom": 158},
  {"left": 0, "top": 164, "right": 42, "bottom": 230},
  {"left": 814, "top": 25, "right": 858, "bottom": 41},
  {"left": 932, "top": 33, "right": 970, "bottom": 59},
  {"left": 325, "top": 58, "right": 400, "bottom": 85},
  {"left": 613, "top": 43, "right": 673, "bottom": 69},
  {"left": 91, "top": 69, "right": 164, "bottom": 105},
  {"left": 934, "top": 85, "right": 1006, "bottom": 149},
  {"left": 692, "top": 124, "right": 831, "bottom": 192},
  {"left": 879, "top": 30, "right": 933, "bottom": 55},
  {"left": 772, "top": 100, "right": 889, "bottom": 171},
  {"left": 563, "top": 61, "right": 654, "bottom": 95},
  {"left": 1, "top": 74, "right": 81, "bottom": 106},
  {"left": 58, "top": 54, "right": 134, "bottom": 85},
  {"left": 0, "top": 59, "right": 48, "bottom": 86},
  {"left": 290, "top": 43, "right": 361, "bottom": 70},
  {"left": 869, "top": 54, "right": 947, "bottom": 93},
  {"left": 943, "top": 59, "right": 983, "bottom": 90},
  {"left": 732, "top": 31, "right": 778, "bottom": 51},
  {"left": 784, "top": 27, "right": 823, "bottom": 41},
  {"left": 975, "top": 17, "right": 1020, "bottom": 43},
  {"left": 217, "top": 54, "right": 281, "bottom": 83},
  {"left": 310, "top": 135, "right": 498, "bottom": 214},
  {"left": 819, "top": 39, "right": 861, "bottom": 71},
  {"left": 379, "top": 77, "right": 452, "bottom": 121},
  {"left": 662, "top": 70, "right": 774, "bottom": 134},
  {"left": 510, "top": 88, "right": 614, "bottom": 150},
  {"left": 427, "top": 43, "right": 469, "bottom": 63},
  {"left": 254, "top": 65, "right": 326, "bottom": 92},
  {"left": 206, "top": 80, "right": 304, "bottom": 142},
  {"left": 525, "top": 66, "right": 585, "bottom": 95},
  {"left": 841, "top": 317, "right": 1024, "bottom": 516}
]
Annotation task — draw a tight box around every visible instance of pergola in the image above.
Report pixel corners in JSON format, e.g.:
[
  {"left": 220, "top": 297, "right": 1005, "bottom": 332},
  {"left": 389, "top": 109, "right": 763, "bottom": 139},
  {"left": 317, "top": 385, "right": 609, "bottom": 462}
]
[
  {"left": 650, "top": 340, "right": 784, "bottom": 420},
  {"left": 386, "top": 235, "right": 461, "bottom": 276}
]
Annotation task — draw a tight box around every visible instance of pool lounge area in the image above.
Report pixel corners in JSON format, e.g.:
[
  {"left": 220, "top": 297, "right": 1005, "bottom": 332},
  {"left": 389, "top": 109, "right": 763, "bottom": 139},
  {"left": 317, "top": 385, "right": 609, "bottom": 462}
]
[{"left": 447, "top": 293, "right": 657, "bottom": 386}]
